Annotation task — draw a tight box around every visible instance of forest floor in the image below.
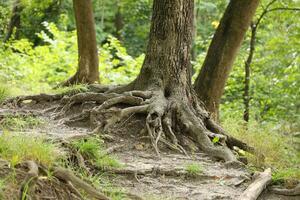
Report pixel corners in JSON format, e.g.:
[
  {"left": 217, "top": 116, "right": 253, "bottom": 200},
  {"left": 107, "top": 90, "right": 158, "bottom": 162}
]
[{"left": 0, "top": 100, "right": 298, "bottom": 200}]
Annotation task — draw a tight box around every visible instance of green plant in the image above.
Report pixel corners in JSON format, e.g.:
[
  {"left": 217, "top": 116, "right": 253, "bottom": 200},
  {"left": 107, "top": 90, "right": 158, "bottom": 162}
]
[
  {"left": 0, "top": 85, "right": 10, "bottom": 103},
  {"left": 0, "top": 131, "right": 64, "bottom": 167},
  {"left": 222, "top": 116, "right": 300, "bottom": 181},
  {"left": 72, "top": 137, "right": 121, "bottom": 169},
  {"left": 185, "top": 163, "right": 203, "bottom": 176},
  {"left": 0, "top": 115, "right": 44, "bottom": 131},
  {"left": 52, "top": 84, "right": 88, "bottom": 96}
]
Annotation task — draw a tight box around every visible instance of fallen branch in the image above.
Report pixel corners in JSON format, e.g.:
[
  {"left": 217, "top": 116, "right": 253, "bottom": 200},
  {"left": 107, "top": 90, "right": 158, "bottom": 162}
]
[{"left": 239, "top": 168, "right": 272, "bottom": 200}]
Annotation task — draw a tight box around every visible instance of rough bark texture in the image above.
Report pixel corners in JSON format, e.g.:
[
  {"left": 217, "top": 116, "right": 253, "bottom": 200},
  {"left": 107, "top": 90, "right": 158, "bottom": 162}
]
[
  {"left": 3, "top": 0, "right": 23, "bottom": 42},
  {"left": 194, "top": 0, "right": 259, "bottom": 120},
  {"left": 63, "top": 0, "right": 99, "bottom": 86},
  {"left": 132, "top": 0, "right": 193, "bottom": 93}
]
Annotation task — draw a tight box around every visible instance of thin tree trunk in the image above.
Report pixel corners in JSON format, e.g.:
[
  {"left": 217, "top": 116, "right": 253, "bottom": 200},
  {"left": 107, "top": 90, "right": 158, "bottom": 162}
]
[
  {"left": 62, "top": 0, "right": 99, "bottom": 86},
  {"left": 114, "top": 1, "right": 124, "bottom": 41},
  {"left": 243, "top": 23, "right": 256, "bottom": 122},
  {"left": 193, "top": 0, "right": 259, "bottom": 121},
  {"left": 3, "top": 0, "right": 23, "bottom": 42},
  {"left": 242, "top": 0, "right": 300, "bottom": 122}
]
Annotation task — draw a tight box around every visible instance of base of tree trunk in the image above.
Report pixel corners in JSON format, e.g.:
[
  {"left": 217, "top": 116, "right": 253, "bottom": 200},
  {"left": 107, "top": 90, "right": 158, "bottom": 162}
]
[{"left": 4, "top": 84, "right": 254, "bottom": 168}]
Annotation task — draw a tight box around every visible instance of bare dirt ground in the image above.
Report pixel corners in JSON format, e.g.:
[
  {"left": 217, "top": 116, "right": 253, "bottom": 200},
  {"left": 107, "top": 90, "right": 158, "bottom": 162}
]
[{"left": 0, "top": 103, "right": 298, "bottom": 200}]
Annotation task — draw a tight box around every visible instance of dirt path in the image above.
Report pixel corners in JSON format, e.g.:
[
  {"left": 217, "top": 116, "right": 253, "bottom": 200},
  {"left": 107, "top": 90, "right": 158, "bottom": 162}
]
[{"left": 0, "top": 105, "right": 297, "bottom": 200}]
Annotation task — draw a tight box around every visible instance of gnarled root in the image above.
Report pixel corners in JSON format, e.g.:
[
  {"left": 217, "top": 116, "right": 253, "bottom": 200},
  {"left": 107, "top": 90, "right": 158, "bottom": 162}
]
[
  {"left": 6, "top": 86, "right": 251, "bottom": 166},
  {"left": 20, "top": 160, "right": 39, "bottom": 199},
  {"left": 53, "top": 167, "right": 110, "bottom": 200},
  {"left": 269, "top": 183, "right": 300, "bottom": 196}
]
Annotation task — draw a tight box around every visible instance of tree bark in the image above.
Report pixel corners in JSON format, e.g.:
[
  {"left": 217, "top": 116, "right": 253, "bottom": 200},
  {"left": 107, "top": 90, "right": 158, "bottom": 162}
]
[
  {"left": 194, "top": 0, "right": 259, "bottom": 120},
  {"left": 243, "top": 23, "right": 256, "bottom": 122},
  {"left": 114, "top": 1, "right": 124, "bottom": 41},
  {"left": 3, "top": 0, "right": 23, "bottom": 43},
  {"left": 62, "top": 0, "right": 99, "bottom": 86},
  {"left": 132, "top": 0, "right": 194, "bottom": 94}
]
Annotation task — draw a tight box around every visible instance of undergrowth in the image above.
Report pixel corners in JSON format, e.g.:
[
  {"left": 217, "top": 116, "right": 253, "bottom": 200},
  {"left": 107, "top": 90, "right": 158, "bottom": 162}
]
[
  {"left": 222, "top": 116, "right": 300, "bottom": 182},
  {"left": 0, "top": 115, "right": 44, "bottom": 131},
  {"left": 0, "top": 85, "right": 10, "bottom": 103},
  {"left": 72, "top": 137, "right": 122, "bottom": 169},
  {"left": 0, "top": 131, "right": 64, "bottom": 167}
]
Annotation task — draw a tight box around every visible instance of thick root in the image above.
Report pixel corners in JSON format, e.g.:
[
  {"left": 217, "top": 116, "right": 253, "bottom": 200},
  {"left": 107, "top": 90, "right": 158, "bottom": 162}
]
[
  {"left": 53, "top": 167, "right": 110, "bottom": 200},
  {"left": 19, "top": 160, "right": 39, "bottom": 199},
  {"left": 6, "top": 87, "right": 251, "bottom": 166},
  {"left": 269, "top": 183, "right": 300, "bottom": 196}
]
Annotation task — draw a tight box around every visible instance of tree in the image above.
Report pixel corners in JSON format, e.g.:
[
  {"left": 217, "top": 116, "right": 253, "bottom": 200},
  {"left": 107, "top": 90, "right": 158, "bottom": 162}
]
[
  {"left": 62, "top": 0, "right": 99, "bottom": 86},
  {"left": 3, "top": 0, "right": 23, "bottom": 42},
  {"left": 193, "top": 0, "right": 259, "bottom": 120},
  {"left": 243, "top": 0, "right": 300, "bottom": 122},
  {"left": 15, "top": 0, "right": 253, "bottom": 166},
  {"left": 75, "top": 0, "right": 252, "bottom": 164}
]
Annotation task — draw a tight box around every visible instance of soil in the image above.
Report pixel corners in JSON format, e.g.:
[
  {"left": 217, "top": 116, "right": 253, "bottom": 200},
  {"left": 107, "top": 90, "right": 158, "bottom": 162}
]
[{"left": 0, "top": 102, "right": 298, "bottom": 200}]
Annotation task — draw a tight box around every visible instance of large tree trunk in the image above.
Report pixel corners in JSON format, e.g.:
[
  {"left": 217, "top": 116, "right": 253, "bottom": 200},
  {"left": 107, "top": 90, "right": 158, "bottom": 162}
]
[
  {"left": 62, "top": 0, "right": 99, "bottom": 86},
  {"left": 3, "top": 0, "right": 23, "bottom": 42},
  {"left": 193, "top": 0, "right": 259, "bottom": 120}
]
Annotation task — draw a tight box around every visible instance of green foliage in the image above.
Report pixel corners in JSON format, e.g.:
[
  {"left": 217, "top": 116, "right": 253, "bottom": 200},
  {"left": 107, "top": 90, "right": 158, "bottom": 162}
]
[
  {"left": 185, "top": 163, "right": 203, "bottom": 176},
  {"left": 52, "top": 84, "right": 88, "bottom": 96},
  {"left": 0, "top": 85, "right": 10, "bottom": 103},
  {"left": 72, "top": 137, "right": 121, "bottom": 169},
  {"left": 0, "top": 131, "right": 64, "bottom": 167},
  {"left": 0, "top": 115, "right": 43, "bottom": 131},
  {"left": 0, "top": 23, "right": 142, "bottom": 94},
  {"left": 222, "top": 116, "right": 300, "bottom": 181}
]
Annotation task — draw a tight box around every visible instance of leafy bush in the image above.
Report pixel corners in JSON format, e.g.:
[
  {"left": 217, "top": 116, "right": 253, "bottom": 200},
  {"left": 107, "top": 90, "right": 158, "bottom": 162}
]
[{"left": 0, "top": 23, "right": 143, "bottom": 95}]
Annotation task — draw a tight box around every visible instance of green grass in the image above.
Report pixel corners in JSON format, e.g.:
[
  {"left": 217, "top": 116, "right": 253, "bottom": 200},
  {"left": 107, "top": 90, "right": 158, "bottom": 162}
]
[
  {"left": 52, "top": 84, "right": 88, "bottom": 96},
  {"left": 222, "top": 116, "right": 300, "bottom": 182},
  {"left": 0, "top": 131, "right": 64, "bottom": 167},
  {"left": 72, "top": 137, "right": 122, "bottom": 169},
  {"left": 0, "top": 85, "right": 10, "bottom": 103},
  {"left": 185, "top": 163, "right": 203, "bottom": 176},
  {"left": 0, "top": 115, "right": 44, "bottom": 131}
]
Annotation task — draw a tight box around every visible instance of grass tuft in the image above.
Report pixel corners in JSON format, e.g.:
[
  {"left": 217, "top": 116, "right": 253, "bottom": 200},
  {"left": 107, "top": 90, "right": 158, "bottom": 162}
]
[
  {"left": 185, "top": 163, "right": 203, "bottom": 176},
  {"left": 0, "top": 131, "right": 64, "bottom": 167},
  {"left": 52, "top": 84, "right": 88, "bottom": 96},
  {"left": 72, "top": 137, "right": 122, "bottom": 169},
  {"left": 0, "top": 115, "right": 43, "bottom": 131},
  {"left": 0, "top": 85, "right": 10, "bottom": 103}
]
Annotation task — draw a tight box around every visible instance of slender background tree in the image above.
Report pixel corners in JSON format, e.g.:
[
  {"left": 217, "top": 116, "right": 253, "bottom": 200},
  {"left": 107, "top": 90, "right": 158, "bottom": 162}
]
[
  {"left": 194, "top": 0, "right": 259, "bottom": 120},
  {"left": 62, "top": 0, "right": 99, "bottom": 86}
]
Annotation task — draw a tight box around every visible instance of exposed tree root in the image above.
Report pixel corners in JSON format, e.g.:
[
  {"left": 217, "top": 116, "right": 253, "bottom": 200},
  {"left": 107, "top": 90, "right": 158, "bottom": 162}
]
[
  {"left": 269, "top": 183, "right": 300, "bottom": 196},
  {"left": 52, "top": 167, "right": 110, "bottom": 200},
  {"left": 3, "top": 86, "right": 252, "bottom": 167},
  {"left": 20, "top": 160, "right": 39, "bottom": 199},
  {"left": 100, "top": 166, "right": 238, "bottom": 181}
]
